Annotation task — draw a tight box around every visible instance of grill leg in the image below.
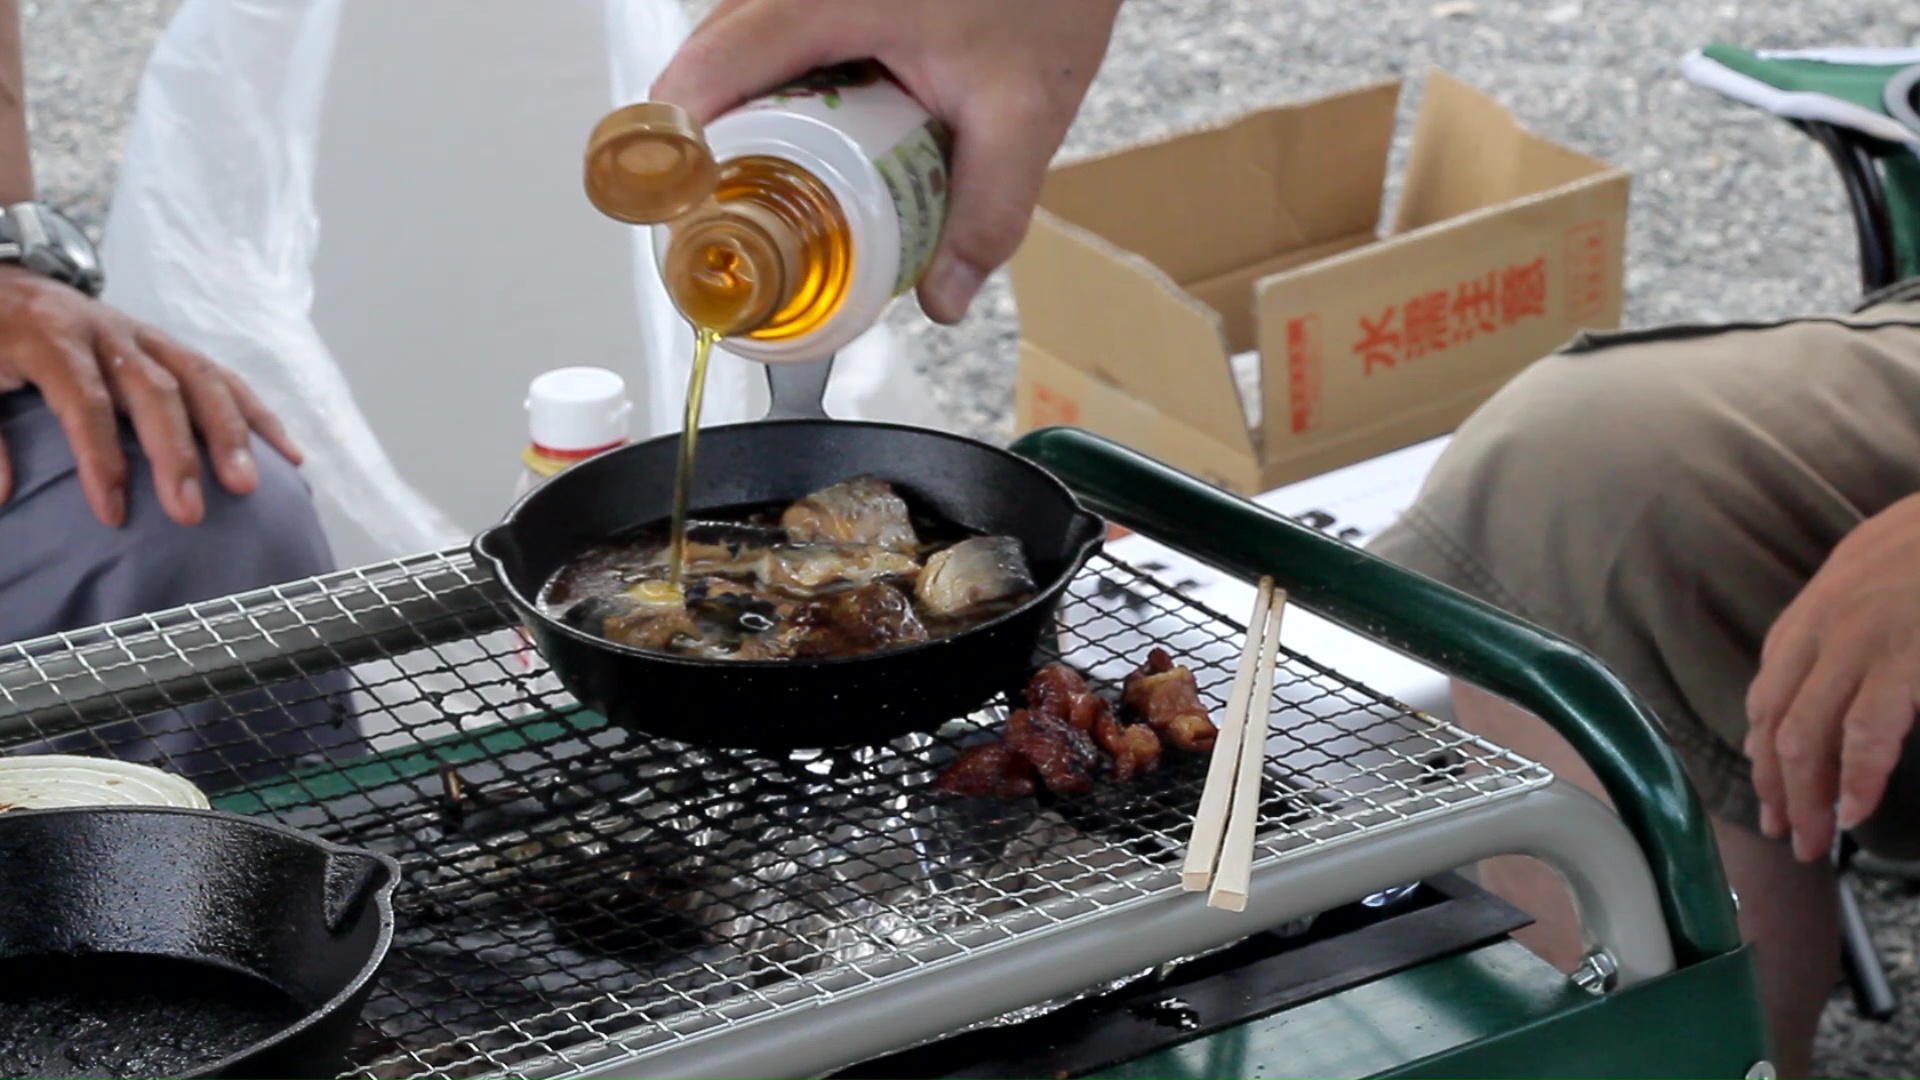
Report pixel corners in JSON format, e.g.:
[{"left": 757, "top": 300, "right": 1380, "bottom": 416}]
[{"left": 1836, "top": 836, "right": 1898, "bottom": 1023}]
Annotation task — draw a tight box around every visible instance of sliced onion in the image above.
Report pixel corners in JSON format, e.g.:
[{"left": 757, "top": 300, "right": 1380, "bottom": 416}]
[{"left": 0, "top": 754, "right": 210, "bottom": 812}]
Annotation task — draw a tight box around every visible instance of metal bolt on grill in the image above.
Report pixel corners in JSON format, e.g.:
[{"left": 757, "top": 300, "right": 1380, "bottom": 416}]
[{"left": 0, "top": 548, "right": 1550, "bottom": 1080}]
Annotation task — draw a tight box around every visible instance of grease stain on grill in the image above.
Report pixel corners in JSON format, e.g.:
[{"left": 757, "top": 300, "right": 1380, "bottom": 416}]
[
  {"left": 529, "top": 869, "right": 712, "bottom": 958},
  {"left": 1130, "top": 996, "right": 1202, "bottom": 1031},
  {"left": 0, "top": 953, "right": 307, "bottom": 1080}
]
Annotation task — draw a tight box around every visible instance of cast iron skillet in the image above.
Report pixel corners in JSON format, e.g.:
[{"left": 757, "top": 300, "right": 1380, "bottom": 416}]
[
  {"left": 473, "top": 359, "right": 1106, "bottom": 751},
  {"left": 0, "top": 805, "right": 400, "bottom": 1080}
]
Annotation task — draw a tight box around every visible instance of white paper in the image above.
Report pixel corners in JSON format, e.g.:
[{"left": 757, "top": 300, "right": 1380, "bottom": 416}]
[{"left": 1095, "top": 436, "right": 1457, "bottom": 757}]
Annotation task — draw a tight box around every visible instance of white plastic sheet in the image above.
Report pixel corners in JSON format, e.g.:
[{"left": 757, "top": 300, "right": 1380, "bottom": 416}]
[
  {"left": 102, "top": 0, "right": 950, "bottom": 567},
  {"left": 100, "top": 0, "right": 462, "bottom": 559}
]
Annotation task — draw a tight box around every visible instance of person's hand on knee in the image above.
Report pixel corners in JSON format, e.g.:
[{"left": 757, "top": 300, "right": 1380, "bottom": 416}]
[
  {"left": 1746, "top": 492, "right": 1920, "bottom": 862},
  {"left": 0, "top": 265, "right": 302, "bottom": 529},
  {"left": 649, "top": 0, "right": 1124, "bottom": 325}
]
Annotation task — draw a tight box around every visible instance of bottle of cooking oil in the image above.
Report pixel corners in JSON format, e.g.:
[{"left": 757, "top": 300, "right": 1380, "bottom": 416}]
[
  {"left": 583, "top": 61, "right": 954, "bottom": 363},
  {"left": 509, "top": 366, "right": 634, "bottom": 503}
]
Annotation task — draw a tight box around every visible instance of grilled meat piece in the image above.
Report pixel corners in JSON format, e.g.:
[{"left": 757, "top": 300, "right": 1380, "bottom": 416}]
[
  {"left": 1025, "top": 662, "right": 1091, "bottom": 725},
  {"left": 931, "top": 741, "right": 1037, "bottom": 797},
  {"left": 564, "top": 581, "right": 702, "bottom": 652},
  {"left": 928, "top": 654, "right": 1200, "bottom": 797},
  {"left": 1076, "top": 692, "right": 1163, "bottom": 782},
  {"left": 914, "top": 535, "right": 1036, "bottom": 618},
  {"left": 1161, "top": 713, "right": 1219, "bottom": 754},
  {"left": 730, "top": 629, "right": 806, "bottom": 660},
  {"left": 1068, "top": 693, "right": 1112, "bottom": 734},
  {"left": 781, "top": 477, "right": 920, "bottom": 552},
  {"left": 760, "top": 543, "right": 920, "bottom": 593},
  {"left": 1026, "top": 660, "right": 1162, "bottom": 780},
  {"left": 1123, "top": 648, "right": 1220, "bottom": 753},
  {"left": 788, "top": 582, "right": 929, "bottom": 659},
  {"left": 1005, "top": 709, "right": 1100, "bottom": 796},
  {"left": 678, "top": 578, "right": 798, "bottom": 658},
  {"left": 644, "top": 521, "right": 787, "bottom": 578},
  {"left": 642, "top": 522, "right": 920, "bottom": 596},
  {"left": 1092, "top": 710, "right": 1163, "bottom": 783},
  {"left": 688, "top": 521, "right": 789, "bottom": 549},
  {"left": 685, "top": 577, "right": 786, "bottom": 621}
]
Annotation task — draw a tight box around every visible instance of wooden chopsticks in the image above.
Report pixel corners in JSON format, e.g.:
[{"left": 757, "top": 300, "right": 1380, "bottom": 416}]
[{"left": 1181, "top": 576, "right": 1287, "bottom": 911}]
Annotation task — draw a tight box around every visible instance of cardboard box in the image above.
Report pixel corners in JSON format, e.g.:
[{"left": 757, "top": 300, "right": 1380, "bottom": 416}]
[{"left": 1010, "top": 70, "right": 1630, "bottom": 495}]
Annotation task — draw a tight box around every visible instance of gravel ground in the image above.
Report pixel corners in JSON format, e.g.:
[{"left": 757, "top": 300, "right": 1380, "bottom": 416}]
[{"left": 16, "top": 0, "right": 1920, "bottom": 1075}]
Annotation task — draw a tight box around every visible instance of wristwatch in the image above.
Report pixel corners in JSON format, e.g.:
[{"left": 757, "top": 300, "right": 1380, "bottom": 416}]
[{"left": 0, "top": 201, "right": 104, "bottom": 297}]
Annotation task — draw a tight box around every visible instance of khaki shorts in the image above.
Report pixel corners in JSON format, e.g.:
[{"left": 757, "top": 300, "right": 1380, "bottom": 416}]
[{"left": 1369, "top": 280, "right": 1920, "bottom": 851}]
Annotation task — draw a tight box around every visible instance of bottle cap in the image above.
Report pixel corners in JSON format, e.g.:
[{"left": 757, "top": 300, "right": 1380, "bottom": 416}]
[
  {"left": 525, "top": 367, "right": 633, "bottom": 455},
  {"left": 584, "top": 102, "right": 720, "bottom": 225}
]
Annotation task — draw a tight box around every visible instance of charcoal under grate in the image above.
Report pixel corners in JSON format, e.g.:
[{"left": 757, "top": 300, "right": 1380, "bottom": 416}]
[{"left": 0, "top": 548, "right": 1549, "bottom": 1080}]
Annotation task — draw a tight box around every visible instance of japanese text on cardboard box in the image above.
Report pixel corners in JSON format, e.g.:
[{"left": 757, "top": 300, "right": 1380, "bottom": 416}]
[{"left": 1349, "top": 257, "right": 1548, "bottom": 377}]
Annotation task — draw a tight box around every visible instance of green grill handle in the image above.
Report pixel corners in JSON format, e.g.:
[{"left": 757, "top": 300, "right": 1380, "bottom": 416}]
[{"left": 1011, "top": 426, "right": 1741, "bottom": 967}]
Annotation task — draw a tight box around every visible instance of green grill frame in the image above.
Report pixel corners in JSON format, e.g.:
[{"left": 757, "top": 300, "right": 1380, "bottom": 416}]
[
  {"left": 1012, "top": 427, "right": 1740, "bottom": 965},
  {"left": 1013, "top": 427, "right": 1768, "bottom": 1077}
]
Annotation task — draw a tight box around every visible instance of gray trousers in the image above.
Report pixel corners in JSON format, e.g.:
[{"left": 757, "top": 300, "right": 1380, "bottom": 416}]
[{"left": 0, "top": 388, "right": 364, "bottom": 793}]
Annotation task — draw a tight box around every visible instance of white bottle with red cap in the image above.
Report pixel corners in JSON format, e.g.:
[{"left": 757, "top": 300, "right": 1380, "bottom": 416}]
[{"left": 511, "top": 366, "right": 634, "bottom": 503}]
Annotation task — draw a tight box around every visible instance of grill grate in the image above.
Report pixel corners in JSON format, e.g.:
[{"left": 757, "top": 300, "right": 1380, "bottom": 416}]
[{"left": 0, "top": 548, "right": 1549, "bottom": 1080}]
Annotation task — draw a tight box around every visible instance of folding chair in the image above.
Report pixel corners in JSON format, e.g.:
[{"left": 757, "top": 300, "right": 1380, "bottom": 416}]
[{"left": 1789, "top": 116, "right": 1920, "bottom": 1023}]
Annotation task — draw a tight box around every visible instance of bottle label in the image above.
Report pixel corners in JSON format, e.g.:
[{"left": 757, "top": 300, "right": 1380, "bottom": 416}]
[
  {"left": 520, "top": 446, "right": 573, "bottom": 478},
  {"left": 744, "top": 63, "right": 952, "bottom": 296},
  {"left": 874, "top": 118, "right": 953, "bottom": 296}
]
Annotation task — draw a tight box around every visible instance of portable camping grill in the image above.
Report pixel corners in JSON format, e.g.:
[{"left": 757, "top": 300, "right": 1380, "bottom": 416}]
[{"left": 0, "top": 429, "right": 1770, "bottom": 1079}]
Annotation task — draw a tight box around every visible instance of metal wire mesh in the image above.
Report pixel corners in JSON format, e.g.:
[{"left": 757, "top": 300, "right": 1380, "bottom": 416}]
[{"left": 0, "top": 547, "right": 1548, "bottom": 1080}]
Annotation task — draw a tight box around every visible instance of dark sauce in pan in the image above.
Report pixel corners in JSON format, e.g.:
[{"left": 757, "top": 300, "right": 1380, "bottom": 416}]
[
  {"left": 537, "top": 490, "right": 1038, "bottom": 661},
  {"left": 543, "top": 498, "right": 970, "bottom": 602},
  {"left": 0, "top": 953, "right": 309, "bottom": 1079}
]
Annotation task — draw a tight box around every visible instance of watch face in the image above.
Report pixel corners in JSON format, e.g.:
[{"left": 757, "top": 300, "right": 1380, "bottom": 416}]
[
  {"left": 37, "top": 207, "right": 104, "bottom": 295},
  {"left": 0, "top": 202, "right": 105, "bottom": 296},
  {"left": 7, "top": 204, "right": 105, "bottom": 297}
]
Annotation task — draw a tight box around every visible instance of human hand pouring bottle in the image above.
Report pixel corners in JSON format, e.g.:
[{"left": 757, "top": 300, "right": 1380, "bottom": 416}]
[
  {"left": 583, "top": 61, "right": 953, "bottom": 585},
  {"left": 584, "top": 61, "right": 953, "bottom": 359}
]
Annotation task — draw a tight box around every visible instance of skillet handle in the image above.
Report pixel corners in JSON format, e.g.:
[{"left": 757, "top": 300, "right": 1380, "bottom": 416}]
[
  {"left": 323, "top": 848, "right": 397, "bottom": 935},
  {"left": 1009, "top": 425, "right": 1741, "bottom": 969},
  {"left": 470, "top": 524, "right": 515, "bottom": 577},
  {"left": 763, "top": 355, "right": 836, "bottom": 420}
]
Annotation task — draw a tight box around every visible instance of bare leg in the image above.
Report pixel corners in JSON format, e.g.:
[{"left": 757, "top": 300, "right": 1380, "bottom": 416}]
[{"left": 1453, "top": 682, "right": 1836, "bottom": 1079}]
